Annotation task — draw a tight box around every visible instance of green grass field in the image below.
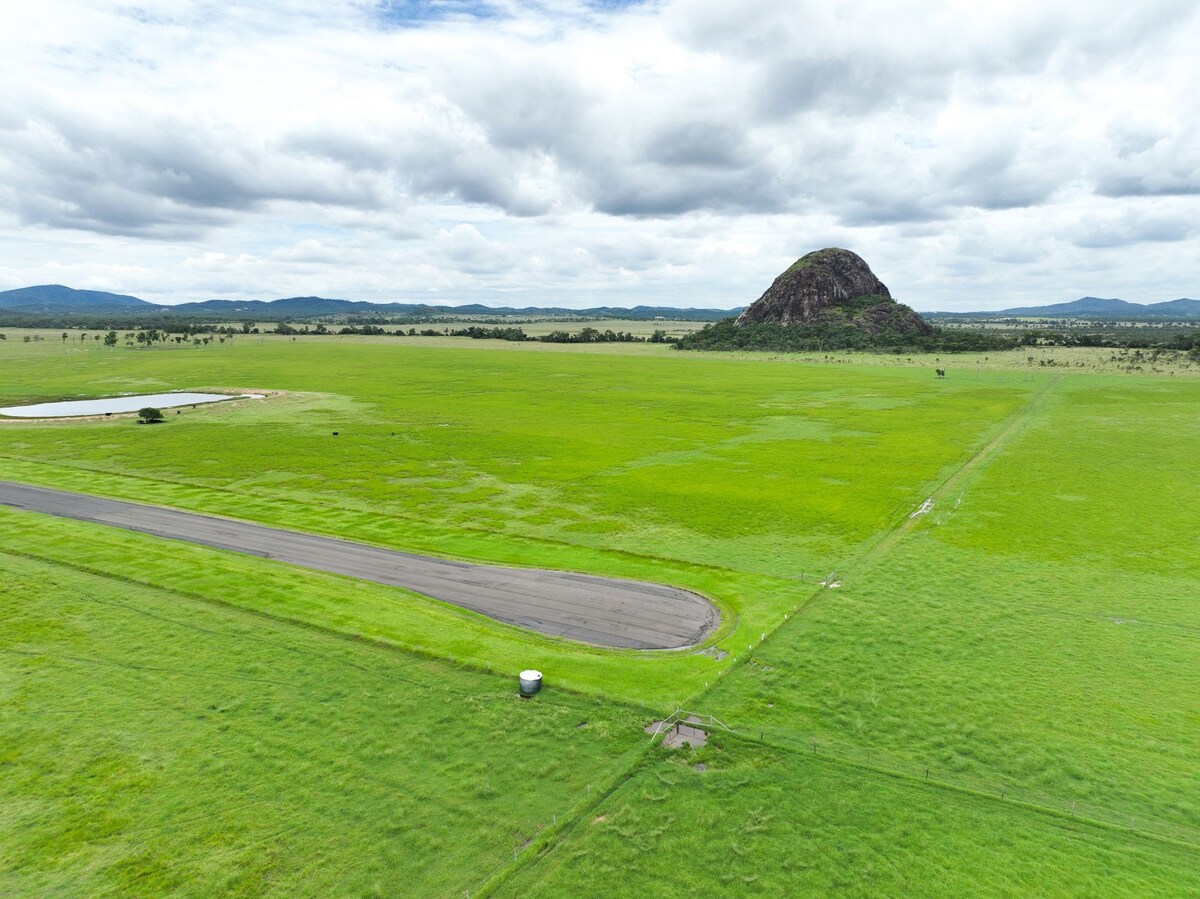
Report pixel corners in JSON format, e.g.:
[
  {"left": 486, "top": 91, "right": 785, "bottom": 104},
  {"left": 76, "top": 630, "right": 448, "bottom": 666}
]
[
  {"left": 0, "top": 338, "right": 1034, "bottom": 702},
  {"left": 497, "top": 737, "right": 1200, "bottom": 897},
  {"left": 2, "top": 335, "right": 1197, "bottom": 895},
  {"left": 0, "top": 553, "right": 647, "bottom": 896},
  {"left": 702, "top": 376, "right": 1200, "bottom": 831}
]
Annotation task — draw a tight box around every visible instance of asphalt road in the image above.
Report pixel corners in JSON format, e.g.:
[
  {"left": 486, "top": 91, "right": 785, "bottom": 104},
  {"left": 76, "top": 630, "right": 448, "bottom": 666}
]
[{"left": 0, "top": 480, "right": 718, "bottom": 649}]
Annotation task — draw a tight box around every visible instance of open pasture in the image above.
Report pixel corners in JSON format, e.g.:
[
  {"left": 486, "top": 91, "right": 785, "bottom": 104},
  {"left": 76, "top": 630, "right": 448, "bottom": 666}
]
[
  {"left": 515, "top": 318, "right": 709, "bottom": 338},
  {"left": 699, "top": 374, "right": 1200, "bottom": 836},
  {"left": 497, "top": 736, "right": 1200, "bottom": 898},
  {"left": 0, "top": 552, "right": 647, "bottom": 897},
  {"left": 2, "top": 336, "right": 1197, "bottom": 894},
  {"left": 0, "top": 338, "right": 1032, "bottom": 700},
  {"left": 487, "top": 373, "right": 1200, "bottom": 897}
]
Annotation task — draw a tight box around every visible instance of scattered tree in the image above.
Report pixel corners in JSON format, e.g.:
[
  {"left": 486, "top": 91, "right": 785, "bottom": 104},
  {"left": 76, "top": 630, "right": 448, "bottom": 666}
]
[{"left": 137, "top": 407, "right": 165, "bottom": 424}]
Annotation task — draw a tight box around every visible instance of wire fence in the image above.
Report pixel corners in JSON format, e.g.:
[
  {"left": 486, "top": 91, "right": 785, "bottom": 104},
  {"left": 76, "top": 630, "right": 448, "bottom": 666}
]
[
  {"left": 706, "top": 718, "right": 1200, "bottom": 849},
  {"left": 463, "top": 704, "right": 1200, "bottom": 897},
  {"left": 466, "top": 739, "right": 652, "bottom": 897}
]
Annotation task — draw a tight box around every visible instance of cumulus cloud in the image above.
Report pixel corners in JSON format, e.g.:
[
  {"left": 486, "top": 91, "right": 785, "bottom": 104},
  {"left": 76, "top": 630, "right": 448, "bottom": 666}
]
[
  {"left": 1091, "top": 125, "right": 1200, "bottom": 199},
  {"left": 0, "top": 0, "right": 1198, "bottom": 307}
]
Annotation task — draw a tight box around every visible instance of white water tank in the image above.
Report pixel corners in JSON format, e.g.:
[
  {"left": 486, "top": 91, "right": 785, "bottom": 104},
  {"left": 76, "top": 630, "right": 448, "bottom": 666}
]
[{"left": 519, "top": 669, "right": 543, "bottom": 696}]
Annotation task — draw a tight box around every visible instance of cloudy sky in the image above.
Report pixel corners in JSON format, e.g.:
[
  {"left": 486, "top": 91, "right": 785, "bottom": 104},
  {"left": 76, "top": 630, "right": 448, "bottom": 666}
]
[{"left": 1, "top": 0, "right": 1197, "bottom": 310}]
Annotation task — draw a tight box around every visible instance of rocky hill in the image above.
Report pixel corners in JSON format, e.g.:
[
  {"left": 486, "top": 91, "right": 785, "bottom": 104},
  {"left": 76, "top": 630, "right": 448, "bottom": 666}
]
[{"left": 736, "top": 248, "right": 931, "bottom": 335}]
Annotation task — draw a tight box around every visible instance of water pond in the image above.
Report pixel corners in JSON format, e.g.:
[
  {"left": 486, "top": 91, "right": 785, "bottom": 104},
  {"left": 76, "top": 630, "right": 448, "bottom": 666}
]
[{"left": 0, "top": 392, "right": 264, "bottom": 418}]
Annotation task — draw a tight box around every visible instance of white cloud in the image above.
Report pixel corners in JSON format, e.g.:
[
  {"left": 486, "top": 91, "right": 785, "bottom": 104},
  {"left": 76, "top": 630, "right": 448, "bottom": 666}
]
[{"left": 0, "top": 0, "right": 1198, "bottom": 309}]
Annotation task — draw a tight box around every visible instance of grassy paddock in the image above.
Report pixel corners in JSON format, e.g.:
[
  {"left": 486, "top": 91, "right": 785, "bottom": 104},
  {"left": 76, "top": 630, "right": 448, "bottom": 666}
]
[
  {"left": 497, "top": 737, "right": 1200, "bottom": 897},
  {"left": 679, "top": 344, "right": 1199, "bottom": 376},
  {"left": 703, "top": 374, "right": 1200, "bottom": 834},
  {"left": 0, "top": 552, "right": 649, "bottom": 897},
  {"left": 5, "top": 324, "right": 1197, "bottom": 373},
  {"left": 3, "top": 336, "right": 1197, "bottom": 894},
  {"left": 0, "top": 504, "right": 753, "bottom": 707},
  {"left": 0, "top": 341, "right": 1032, "bottom": 677},
  {"left": 513, "top": 318, "right": 709, "bottom": 338}
]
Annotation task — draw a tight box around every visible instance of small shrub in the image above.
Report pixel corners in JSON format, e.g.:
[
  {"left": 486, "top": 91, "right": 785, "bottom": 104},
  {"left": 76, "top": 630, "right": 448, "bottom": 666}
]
[{"left": 137, "top": 407, "right": 165, "bottom": 424}]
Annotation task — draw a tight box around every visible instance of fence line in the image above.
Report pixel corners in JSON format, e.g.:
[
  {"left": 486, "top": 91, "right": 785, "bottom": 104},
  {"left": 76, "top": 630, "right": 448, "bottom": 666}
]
[
  {"left": 468, "top": 739, "right": 652, "bottom": 897},
  {"left": 466, "top": 706, "right": 1199, "bottom": 898},
  {"left": 693, "top": 716, "right": 1200, "bottom": 849}
]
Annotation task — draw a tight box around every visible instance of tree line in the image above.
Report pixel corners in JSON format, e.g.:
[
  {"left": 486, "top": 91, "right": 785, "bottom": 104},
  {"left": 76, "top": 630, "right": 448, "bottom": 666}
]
[
  {"left": 316, "top": 324, "right": 672, "bottom": 343},
  {"left": 674, "top": 319, "right": 1013, "bottom": 354},
  {"left": 674, "top": 319, "right": 1200, "bottom": 354}
]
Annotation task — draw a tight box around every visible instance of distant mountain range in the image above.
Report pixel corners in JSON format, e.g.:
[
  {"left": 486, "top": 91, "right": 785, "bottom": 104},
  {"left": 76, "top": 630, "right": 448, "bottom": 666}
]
[
  {"left": 2, "top": 284, "right": 1197, "bottom": 321},
  {"left": 164, "top": 296, "right": 738, "bottom": 319},
  {"left": 0, "top": 284, "right": 159, "bottom": 312},
  {"left": 929, "top": 296, "right": 1200, "bottom": 318},
  {"left": 0, "top": 285, "right": 738, "bottom": 321}
]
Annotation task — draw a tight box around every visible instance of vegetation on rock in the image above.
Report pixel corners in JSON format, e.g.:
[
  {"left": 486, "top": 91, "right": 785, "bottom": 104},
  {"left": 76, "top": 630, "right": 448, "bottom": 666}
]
[
  {"left": 734, "top": 248, "right": 931, "bottom": 338},
  {"left": 677, "top": 318, "right": 1011, "bottom": 353}
]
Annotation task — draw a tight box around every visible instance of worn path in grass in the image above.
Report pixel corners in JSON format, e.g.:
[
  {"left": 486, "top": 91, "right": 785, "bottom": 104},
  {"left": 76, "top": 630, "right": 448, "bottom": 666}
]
[
  {"left": 841, "top": 372, "right": 1065, "bottom": 576},
  {"left": 479, "top": 374, "right": 1080, "bottom": 894},
  {"left": 0, "top": 481, "right": 716, "bottom": 650},
  {"left": 487, "top": 372, "right": 1199, "bottom": 894}
]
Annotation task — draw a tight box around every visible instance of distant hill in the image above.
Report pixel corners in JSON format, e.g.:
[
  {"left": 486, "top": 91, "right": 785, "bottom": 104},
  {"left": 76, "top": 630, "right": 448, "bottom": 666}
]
[
  {"left": 170, "top": 298, "right": 739, "bottom": 320},
  {"left": 5, "top": 283, "right": 1195, "bottom": 322},
  {"left": 170, "top": 296, "right": 372, "bottom": 316},
  {"left": 1147, "top": 299, "right": 1200, "bottom": 315},
  {"left": 1003, "top": 297, "right": 1143, "bottom": 316},
  {"left": 0, "top": 285, "right": 739, "bottom": 321},
  {"left": 735, "top": 248, "right": 931, "bottom": 336},
  {"left": 931, "top": 297, "right": 1200, "bottom": 319},
  {"left": 677, "top": 249, "right": 972, "bottom": 355},
  {"left": 0, "top": 284, "right": 158, "bottom": 312}
]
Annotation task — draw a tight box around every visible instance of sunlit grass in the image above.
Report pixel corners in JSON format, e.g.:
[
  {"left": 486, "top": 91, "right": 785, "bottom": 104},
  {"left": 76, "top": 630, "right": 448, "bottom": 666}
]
[
  {"left": 0, "top": 339, "right": 1032, "bottom": 670},
  {"left": 0, "top": 553, "right": 646, "bottom": 896},
  {"left": 3, "top": 337, "right": 1196, "bottom": 894},
  {"left": 703, "top": 375, "right": 1200, "bottom": 834},
  {"left": 498, "top": 737, "right": 1200, "bottom": 898}
]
